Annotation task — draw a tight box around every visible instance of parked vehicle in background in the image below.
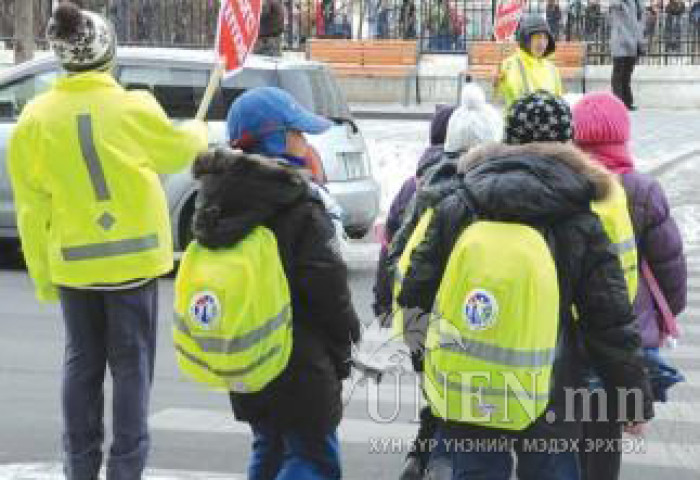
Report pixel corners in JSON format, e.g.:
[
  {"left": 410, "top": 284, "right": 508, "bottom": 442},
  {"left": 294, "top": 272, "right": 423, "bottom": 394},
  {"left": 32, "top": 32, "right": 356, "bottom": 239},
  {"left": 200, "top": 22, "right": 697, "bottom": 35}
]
[{"left": 0, "top": 48, "right": 380, "bottom": 251}]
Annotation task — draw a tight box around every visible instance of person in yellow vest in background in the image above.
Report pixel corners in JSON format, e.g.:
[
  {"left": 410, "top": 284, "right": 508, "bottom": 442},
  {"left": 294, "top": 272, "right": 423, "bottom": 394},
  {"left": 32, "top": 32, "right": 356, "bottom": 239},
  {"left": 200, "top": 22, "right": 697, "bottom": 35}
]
[
  {"left": 495, "top": 13, "right": 564, "bottom": 109},
  {"left": 7, "top": 3, "right": 207, "bottom": 479}
]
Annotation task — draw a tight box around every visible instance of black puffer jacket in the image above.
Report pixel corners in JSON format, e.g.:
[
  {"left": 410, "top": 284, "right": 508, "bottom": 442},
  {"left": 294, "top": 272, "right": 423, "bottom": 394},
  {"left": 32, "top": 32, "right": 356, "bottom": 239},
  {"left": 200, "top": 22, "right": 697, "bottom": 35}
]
[
  {"left": 398, "top": 142, "right": 654, "bottom": 438},
  {"left": 193, "top": 148, "right": 361, "bottom": 435},
  {"left": 387, "top": 155, "right": 462, "bottom": 276}
]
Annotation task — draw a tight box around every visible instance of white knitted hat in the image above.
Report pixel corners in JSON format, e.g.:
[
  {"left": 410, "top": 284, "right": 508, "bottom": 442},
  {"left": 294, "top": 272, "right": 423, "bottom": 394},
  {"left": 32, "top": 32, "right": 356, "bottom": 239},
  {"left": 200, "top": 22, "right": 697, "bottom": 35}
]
[{"left": 444, "top": 83, "right": 503, "bottom": 154}]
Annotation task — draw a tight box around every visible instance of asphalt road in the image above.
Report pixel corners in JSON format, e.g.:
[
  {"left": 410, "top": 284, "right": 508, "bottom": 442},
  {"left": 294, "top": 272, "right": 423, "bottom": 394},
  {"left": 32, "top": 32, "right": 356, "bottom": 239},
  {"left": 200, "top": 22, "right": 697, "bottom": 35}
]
[{"left": 0, "top": 122, "right": 699, "bottom": 479}]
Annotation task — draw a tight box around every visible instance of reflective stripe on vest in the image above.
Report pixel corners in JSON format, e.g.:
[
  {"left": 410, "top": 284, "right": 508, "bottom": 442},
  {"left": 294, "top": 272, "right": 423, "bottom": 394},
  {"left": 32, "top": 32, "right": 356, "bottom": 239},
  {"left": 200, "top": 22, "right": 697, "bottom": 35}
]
[
  {"left": 439, "top": 332, "right": 556, "bottom": 368},
  {"left": 175, "top": 344, "right": 282, "bottom": 379},
  {"left": 61, "top": 233, "right": 159, "bottom": 261},
  {"left": 173, "top": 305, "right": 291, "bottom": 354},
  {"left": 430, "top": 363, "right": 551, "bottom": 402}
]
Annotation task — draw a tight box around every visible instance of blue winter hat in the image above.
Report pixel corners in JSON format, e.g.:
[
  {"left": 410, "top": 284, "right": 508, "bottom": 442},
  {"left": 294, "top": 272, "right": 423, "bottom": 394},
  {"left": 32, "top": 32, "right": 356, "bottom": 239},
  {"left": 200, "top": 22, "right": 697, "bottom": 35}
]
[{"left": 226, "top": 87, "right": 332, "bottom": 156}]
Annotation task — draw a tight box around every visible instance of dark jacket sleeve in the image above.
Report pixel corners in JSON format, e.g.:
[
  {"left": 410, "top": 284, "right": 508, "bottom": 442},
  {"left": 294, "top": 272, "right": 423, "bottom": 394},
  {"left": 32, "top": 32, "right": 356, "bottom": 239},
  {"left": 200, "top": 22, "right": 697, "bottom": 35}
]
[
  {"left": 372, "top": 177, "right": 417, "bottom": 317},
  {"left": 397, "top": 192, "right": 472, "bottom": 358},
  {"left": 292, "top": 202, "right": 361, "bottom": 377},
  {"left": 565, "top": 212, "right": 655, "bottom": 422},
  {"left": 636, "top": 177, "right": 687, "bottom": 316}
]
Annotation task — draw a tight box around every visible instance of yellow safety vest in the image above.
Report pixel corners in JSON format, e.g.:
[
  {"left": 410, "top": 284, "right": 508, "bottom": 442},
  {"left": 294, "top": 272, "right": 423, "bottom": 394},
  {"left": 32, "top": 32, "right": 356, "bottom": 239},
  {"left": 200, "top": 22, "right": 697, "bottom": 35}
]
[
  {"left": 8, "top": 72, "right": 208, "bottom": 302},
  {"left": 173, "top": 226, "right": 292, "bottom": 392},
  {"left": 424, "top": 221, "right": 559, "bottom": 430},
  {"left": 591, "top": 179, "right": 638, "bottom": 302},
  {"left": 392, "top": 208, "right": 434, "bottom": 338},
  {"left": 498, "top": 48, "right": 563, "bottom": 110}
]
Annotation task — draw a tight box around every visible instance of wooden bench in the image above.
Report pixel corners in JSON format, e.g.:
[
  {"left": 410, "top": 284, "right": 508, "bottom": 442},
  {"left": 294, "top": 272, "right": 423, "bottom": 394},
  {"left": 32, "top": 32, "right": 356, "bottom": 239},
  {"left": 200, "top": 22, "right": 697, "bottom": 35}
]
[
  {"left": 308, "top": 39, "right": 421, "bottom": 105},
  {"left": 460, "top": 41, "right": 587, "bottom": 97}
]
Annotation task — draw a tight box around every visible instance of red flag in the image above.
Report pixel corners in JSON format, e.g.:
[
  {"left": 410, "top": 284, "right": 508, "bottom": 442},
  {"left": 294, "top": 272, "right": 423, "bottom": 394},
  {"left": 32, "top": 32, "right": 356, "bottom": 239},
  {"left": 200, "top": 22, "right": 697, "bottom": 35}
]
[
  {"left": 216, "top": 0, "right": 263, "bottom": 71},
  {"left": 493, "top": 0, "right": 525, "bottom": 42}
]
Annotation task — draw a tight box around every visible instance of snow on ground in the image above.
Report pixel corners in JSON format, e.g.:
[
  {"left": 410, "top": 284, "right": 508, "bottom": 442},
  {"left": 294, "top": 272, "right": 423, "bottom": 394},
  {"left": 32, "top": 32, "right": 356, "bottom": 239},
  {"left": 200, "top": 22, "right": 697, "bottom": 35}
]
[{"left": 359, "top": 119, "right": 429, "bottom": 218}]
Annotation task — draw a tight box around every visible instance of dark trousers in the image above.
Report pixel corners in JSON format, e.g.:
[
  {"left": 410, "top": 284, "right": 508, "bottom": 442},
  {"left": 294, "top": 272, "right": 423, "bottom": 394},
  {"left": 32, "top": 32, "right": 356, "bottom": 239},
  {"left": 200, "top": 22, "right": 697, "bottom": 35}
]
[
  {"left": 579, "top": 397, "right": 624, "bottom": 480},
  {"left": 427, "top": 425, "right": 580, "bottom": 480},
  {"left": 59, "top": 281, "right": 158, "bottom": 480},
  {"left": 611, "top": 56, "right": 637, "bottom": 109},
  {"left": 248, "top": 421, "right": 341, "bottom": 480}
]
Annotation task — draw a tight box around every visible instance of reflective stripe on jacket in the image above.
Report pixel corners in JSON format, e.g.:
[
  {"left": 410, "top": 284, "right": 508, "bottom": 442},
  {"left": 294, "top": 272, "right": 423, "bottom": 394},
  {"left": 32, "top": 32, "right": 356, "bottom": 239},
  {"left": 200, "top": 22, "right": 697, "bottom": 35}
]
[{"left": 8, "top": 72, "right": 207, "bottom": 301}]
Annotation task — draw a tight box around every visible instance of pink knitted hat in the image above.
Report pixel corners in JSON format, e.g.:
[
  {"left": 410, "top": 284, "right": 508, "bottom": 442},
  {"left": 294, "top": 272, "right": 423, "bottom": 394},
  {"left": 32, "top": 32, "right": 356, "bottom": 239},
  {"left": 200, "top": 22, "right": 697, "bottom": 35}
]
[{"left": 572, "top": 92, "right": 630, "bottom": 145}]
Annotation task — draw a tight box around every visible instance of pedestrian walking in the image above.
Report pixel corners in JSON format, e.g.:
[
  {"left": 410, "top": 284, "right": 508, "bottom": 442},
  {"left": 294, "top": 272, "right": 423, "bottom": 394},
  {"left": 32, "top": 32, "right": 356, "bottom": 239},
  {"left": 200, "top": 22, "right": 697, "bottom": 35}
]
[
  {"left": 495, "top": 14, "right": 563, "bottom": 109},
  {"left": 398, "top": 91, "right": 654, "bottom": 480},
  {"left": 610, "top": 0, "right": 645, "bottom": 110},
  {"left": 7, "top": 3, "right": 208, "bottom": 479},
  {"left": 383, "top": 82, "right": 502, "bottom": 480},
  {"left": 546, "top": 0, "right": 562, "bottom": 39},
  {"left": 176, "top": 86, "right": 361, "bottom": 479},
  {"left": 573, "top": 92, "right": 687, "bottom": 480},
  {"left": 254, "top": 0, "right": 286, "bottom": 56},
  {"left": 665, "top": 0, "right": 686, "bottom": 52}
]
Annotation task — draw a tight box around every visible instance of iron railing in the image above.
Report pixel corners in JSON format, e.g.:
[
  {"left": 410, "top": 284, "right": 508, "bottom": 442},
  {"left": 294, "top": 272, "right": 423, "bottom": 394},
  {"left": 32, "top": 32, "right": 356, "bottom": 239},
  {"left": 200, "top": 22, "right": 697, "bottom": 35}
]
[{"left": 2, "top": 0, "right": 700, "bottom": 64}]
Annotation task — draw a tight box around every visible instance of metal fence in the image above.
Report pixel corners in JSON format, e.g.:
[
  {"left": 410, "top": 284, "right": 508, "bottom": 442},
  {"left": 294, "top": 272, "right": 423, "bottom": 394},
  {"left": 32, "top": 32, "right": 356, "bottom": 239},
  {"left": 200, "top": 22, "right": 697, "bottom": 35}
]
[{"left": 2, "top": 0, "right": 700, "bottom": 64}]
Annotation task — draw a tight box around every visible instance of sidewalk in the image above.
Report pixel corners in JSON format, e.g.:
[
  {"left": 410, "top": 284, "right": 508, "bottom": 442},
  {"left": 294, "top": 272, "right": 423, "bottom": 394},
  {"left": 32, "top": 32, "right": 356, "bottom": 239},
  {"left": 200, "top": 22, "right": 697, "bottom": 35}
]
[{"left": 352, "top": 103, "right": 700, "bottom": 171}]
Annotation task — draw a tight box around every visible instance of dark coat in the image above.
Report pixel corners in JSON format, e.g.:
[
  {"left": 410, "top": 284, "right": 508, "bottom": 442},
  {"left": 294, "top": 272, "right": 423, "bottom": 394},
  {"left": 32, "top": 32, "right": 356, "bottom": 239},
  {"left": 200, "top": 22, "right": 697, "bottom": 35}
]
[
  {"left": 192, "top": 148, "right": 361, "bottom": 435},
  {"left": 372, "top": 105, "right": 455, "bottom": 317},
  {"left": 398, "top": 142, "right": 654, "bottom": 438},
  {"left": 622, "top": 172, "right": 687, "bottom": 347}
]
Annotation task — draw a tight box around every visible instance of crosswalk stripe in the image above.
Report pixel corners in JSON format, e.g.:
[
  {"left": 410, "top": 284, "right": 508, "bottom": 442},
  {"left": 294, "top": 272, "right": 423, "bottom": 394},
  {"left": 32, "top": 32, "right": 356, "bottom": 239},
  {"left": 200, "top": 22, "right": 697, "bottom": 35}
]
[
  {"left": 149, "top": 408, "right": 419, "bottom": 444},
  {"left": 0, "top": 463, "right": 243, "bottom": 479},
  {"left": 622, "top": 440, "right": 700, "bottom": 469},
  {"left": 680, "top": 324, "right": 700, "bottom": 336},
  {"left": 688, "top": 277, "right": 700, "bottom": 290}
]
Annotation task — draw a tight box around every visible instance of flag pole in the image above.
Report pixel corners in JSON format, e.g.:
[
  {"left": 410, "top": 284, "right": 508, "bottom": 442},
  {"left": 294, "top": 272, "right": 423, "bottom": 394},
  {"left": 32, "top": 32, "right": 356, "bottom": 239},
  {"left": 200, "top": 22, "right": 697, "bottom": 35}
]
[{"left": 195, "top": 57, "right": 225, "bottom": 121}]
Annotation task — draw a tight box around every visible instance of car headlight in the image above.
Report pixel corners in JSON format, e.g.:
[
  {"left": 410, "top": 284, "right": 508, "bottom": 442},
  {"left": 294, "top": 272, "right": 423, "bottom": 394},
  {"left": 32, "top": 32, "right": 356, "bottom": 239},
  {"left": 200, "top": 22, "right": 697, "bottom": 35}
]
[{"left": 338, "top": 152, "right": 369, "bottom": 180}]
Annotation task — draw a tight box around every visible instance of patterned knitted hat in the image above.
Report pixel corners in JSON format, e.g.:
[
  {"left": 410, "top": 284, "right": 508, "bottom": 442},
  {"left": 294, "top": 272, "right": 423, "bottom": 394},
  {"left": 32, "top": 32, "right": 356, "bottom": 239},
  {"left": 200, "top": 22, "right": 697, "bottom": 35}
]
[
  {"left": 46, "top": 2, "right": 116, "bottom": 72},
  {"left": 505, "top": 90, "right": 574, "bottom": 145}
]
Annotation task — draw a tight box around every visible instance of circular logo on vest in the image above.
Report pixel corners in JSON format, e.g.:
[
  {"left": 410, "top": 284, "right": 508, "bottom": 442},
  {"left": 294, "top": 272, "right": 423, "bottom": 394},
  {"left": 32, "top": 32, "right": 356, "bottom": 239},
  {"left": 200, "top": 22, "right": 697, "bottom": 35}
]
[
  {"left": 189, "top": 291, "right": 221, "bottom": 330},
  {"left": 463, "top": 289, "right": 498, "bottom": 331}
]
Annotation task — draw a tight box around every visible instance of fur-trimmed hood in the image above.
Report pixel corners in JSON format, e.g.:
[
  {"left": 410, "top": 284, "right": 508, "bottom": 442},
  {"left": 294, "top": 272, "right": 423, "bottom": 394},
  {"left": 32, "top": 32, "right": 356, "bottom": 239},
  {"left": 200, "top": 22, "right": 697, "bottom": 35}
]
[
  {"left": 192, "top": 147, "right": 309, "bottom": 248},
  {"left": 457, "top": 142, "right": 613, "bottom": 223}
]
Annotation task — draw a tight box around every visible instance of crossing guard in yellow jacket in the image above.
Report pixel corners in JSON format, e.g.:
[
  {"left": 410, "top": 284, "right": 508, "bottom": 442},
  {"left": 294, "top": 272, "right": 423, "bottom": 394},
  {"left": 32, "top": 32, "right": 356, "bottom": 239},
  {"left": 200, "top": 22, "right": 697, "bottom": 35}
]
[
  {"left": 6, "top": 3, "right": 207, "bottom": 479},
  {"left": 496, "top": 13, "right": 564, "bottom": 110}
]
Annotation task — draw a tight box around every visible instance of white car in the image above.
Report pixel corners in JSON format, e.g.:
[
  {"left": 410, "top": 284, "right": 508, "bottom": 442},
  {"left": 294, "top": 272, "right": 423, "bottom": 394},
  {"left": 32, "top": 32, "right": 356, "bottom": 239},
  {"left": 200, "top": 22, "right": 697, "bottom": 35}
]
[{"left": 0, "top": 48, "right": 380, "bottom": 251}]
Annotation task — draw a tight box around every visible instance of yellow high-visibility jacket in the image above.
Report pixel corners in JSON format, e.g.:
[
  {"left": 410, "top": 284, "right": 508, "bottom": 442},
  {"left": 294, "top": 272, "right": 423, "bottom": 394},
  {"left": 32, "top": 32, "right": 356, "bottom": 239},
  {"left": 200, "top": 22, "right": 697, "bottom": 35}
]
[
  {"left": 8, "top": 71, "right": 207, "bottom": 302},
  {"left": 497, "top": 48, "right": 563, "bottom": 110}
]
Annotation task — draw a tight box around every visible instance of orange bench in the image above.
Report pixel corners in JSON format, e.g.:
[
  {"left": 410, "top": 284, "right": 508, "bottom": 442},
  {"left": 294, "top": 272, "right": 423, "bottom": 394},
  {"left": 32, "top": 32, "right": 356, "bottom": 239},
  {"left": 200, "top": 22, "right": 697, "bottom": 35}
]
[
  {"left": 308, "top": 39, "right": 421, "bottom": 104},
  {"left": 461, "top": 41, "right": 587, "bottom": 95}
]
